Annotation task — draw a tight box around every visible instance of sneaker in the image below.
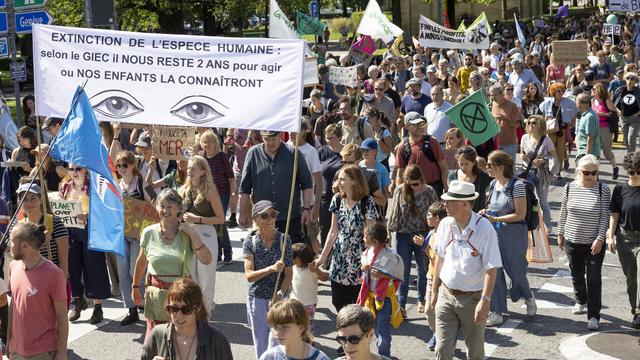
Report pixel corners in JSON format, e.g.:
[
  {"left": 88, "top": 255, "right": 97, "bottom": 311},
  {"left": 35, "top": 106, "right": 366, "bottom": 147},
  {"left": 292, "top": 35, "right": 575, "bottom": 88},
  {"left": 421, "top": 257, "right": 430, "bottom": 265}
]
[
  {"left": 572, "top": 303, "right": 587, "bottom": 315},
  {"left": 564, "top": 159, "right": 570, "bottom": 171},
  {"left": 224, "top": 258, "right": 233, "bottom": 265},
  {"left": 427, "top": 335, "right": 436, "bottom": 351},
  {"left": 225, "top": 214, "right": 238, "bottom": 228},
  {"left": 120, "top": 307, "right": 140, "bottom": 326},
  {"left": 632, "top": 314, "right": 640, "bottom": 329},
  {"left": 525, "top": 294, "right": 537, "bottom": 317},
  {"left": 486, "top": 312, "right": 504, "bottom": 327},
  {"left": 68, "top": 296, "right": 87, "bottom": 322},
  {"left": 588, "top": 317, "right": 599, "bottom": 330},
  {"left": 89, "top": 305, "right": 103, "bottom": 325},
  {"left": 613, "top": 167, "right": 619, "bottom": 180}
]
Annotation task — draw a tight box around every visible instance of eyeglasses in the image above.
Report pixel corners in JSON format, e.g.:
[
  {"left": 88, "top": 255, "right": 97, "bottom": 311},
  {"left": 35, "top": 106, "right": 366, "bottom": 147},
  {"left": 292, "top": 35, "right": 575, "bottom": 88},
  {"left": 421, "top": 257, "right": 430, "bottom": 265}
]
[
  {"left": 336, "top": 331, "right": 369, "bottom": 345},
  {"left": 68, "top": 167, "right": 82, "bottom": 172},
  {"left": 628, "top": 170, "right": 639, "bottom": 176},
  {"left": 260, "top": 212, "right": 278, "bottom": 220},
  {"left": 165, "top": 304, "right": 196, "bottom": 315},
  {"left": 581, "top": 170, "right": 598, "bottom": 176},
  {"left": 116, "top": 163, "right": 128, "bottom": 169},
  {"left": 409, "top": 181, "right": 421, "bottom": 187},
  {"left": 505, "top": 88, "right": 514, "bottom": 92}
]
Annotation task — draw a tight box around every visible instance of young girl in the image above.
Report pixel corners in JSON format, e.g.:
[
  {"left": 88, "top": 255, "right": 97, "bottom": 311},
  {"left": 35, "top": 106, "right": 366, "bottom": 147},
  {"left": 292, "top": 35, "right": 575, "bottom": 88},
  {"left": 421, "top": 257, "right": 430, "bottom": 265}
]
[
  {"left": 356, "top": 222, "right": 404, "bottom": 358},
  {"left": 289, "top": 243, "right": 327, "bottom": 334},
  {"left": 260, "top": 299, "right": 330, "bottom": 360},
  {"left": 443, "top": 128, "right": 464, "bottom": 171},
  {"left": 413, "top": 201, "right": 447, "bottom": 352}
]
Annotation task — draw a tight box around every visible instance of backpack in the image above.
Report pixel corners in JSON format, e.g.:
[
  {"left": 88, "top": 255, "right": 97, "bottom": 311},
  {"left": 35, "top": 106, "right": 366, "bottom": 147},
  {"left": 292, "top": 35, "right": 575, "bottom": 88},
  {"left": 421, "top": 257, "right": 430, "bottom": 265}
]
[
  {"left": 402, "top": 134, "right": 436, "bottom": 165},
  {"left": 487, "top": 177, "right": 540, "bottom": 231},
  {"left": 339, "top": 116, "right": 368, "bottom": 142}
]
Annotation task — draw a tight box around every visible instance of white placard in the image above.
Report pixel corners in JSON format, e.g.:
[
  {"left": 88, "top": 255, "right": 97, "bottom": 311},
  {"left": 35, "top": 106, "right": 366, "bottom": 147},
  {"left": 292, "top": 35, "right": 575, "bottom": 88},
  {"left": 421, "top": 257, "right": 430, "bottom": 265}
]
[
  {"left": 609, "top": 0, "right": 640, "bottom": 12},
  {"left": 328, "top": 65, "right": 358, "bottom": 87},
  {"left": 33, "top": 25, "right": 305, "bottom": 133},
  {"left": 603, "top": 24, "right": 622, "bottom": 35},
  {"left": 304, "top": 57, "right": 319, "bottom": 86},
  {"left": 418, "top": 15, "right": 490, "bottom": 50}
]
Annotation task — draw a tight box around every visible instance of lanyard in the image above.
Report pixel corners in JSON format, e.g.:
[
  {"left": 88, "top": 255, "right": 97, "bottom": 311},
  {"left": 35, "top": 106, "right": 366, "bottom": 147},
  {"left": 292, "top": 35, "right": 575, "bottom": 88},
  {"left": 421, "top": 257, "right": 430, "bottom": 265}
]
[{"left": 447, "top": 223, "right": 479, "bottom": 257}]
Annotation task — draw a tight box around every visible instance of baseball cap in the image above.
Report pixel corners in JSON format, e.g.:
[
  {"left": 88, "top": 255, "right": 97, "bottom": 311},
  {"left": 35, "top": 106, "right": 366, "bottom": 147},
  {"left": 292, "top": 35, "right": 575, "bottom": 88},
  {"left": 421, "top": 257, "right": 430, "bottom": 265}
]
[
  {"left": 134, "top": 131, "right": 152, "bottom": 148},
  {"left": 404, "top": 111, "right": 426, "bottom": 125},
  {"left": 16, "top": 183, "right": 42, "bottom": 195},
  {"left": 252, "top": 200, "right": 279, "bottom": 218},
  {"left": 426, "top": 65, "right": 437, "bottom": 73},
  {"left": 42, "top": 117, "right": 63, "bottom": 130},
  {"left": 360, "top": 138, "right": 378, "bottom": 151},
  {"left": 584, "top": 70, "right": 595, "bottom": 81},
  {"left": 406, "top": 78, "right": 423, "bottom": 87}
]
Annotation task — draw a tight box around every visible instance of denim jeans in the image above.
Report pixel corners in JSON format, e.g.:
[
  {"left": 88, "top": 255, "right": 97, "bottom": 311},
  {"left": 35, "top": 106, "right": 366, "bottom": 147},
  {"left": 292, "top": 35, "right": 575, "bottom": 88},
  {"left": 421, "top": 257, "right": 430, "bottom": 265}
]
[
  {"left": 117, "top": 237, "right": 143, "bottom": 309},
  {"left": 218, "top": 193, "right": 233, "bottom": 261},
  {"left": 396, "top": 232, "right": 428, "bottom": 308},
  {"left": 628, "top": 119, "right": 640, "bottom": 153},
  {"left": 499, "top": 144, "right": 518, "bottom": 161},
  {"left": 535, "top": 177, "right": 552, "bottom": 231},
  {"left": 375, "top": 298, "right": 392, "bottom": 357}
]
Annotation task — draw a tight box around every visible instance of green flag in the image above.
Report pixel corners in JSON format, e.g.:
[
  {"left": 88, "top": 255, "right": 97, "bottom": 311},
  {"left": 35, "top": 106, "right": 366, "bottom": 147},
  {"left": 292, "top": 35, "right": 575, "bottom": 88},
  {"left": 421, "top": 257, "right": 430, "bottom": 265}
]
[
  {"left": 444, "top": 89, "right": 500, "bottom": 146},
  {"left": 296, "top": 11, "right": 325, "bottom": 36}
]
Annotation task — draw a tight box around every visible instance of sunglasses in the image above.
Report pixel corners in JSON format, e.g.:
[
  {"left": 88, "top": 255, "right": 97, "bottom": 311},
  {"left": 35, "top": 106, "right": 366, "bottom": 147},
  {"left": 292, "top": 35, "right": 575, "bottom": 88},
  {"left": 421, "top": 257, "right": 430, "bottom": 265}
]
[
  {"left": 526, "top": 121, "right": 538, "bottom": 125},
  {"left": 628, "top": 170, "right": 639, "bottom": 176},
  {"left": 68, "top": 167, "right": 82, "bottom": 172},
  {"left": 409, "top": 181, "right": 421, "bottom": 187},
  {"left": 260, "top": 212, "right": 278, "bottom": 220},
  {"left": 336, "top": 331, "right": 369, "bottom": 345},
  {"left": 581, "top": 170, "right": 598, "bottom": 176},
  {"left": 487, "top": 163, "right": 496, "bottom": 168},
  {"left": 116, "top": 163, "right": 128, "bottom": 169},
  {"left": 165, "top": 304, "right": 196, "bottom": 315}
]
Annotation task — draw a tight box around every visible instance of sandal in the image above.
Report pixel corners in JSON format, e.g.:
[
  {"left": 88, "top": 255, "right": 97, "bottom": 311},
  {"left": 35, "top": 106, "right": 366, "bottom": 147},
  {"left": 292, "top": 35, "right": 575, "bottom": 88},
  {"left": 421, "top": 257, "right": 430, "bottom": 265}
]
[{"left": 417, "top": 302, "right": 426, "bottom": 314}]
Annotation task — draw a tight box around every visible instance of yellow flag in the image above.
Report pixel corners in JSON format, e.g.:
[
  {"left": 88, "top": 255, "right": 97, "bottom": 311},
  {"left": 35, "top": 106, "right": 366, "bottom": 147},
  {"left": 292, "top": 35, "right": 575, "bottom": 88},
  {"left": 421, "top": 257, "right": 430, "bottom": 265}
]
[
  {"left": 470, "top": 12, "right": 492, "bottom": 34},
  {"left": 457, "top": 20, "right": 466, "bottom": 31},
  {"left": 390, "top": 34, "right": 407, "bottom": 57}
]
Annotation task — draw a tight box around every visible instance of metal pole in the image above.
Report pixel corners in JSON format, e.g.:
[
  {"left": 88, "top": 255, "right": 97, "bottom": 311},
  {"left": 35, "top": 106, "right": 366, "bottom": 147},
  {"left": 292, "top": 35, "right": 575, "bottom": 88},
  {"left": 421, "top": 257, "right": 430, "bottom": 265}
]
[
  {"left": 264, "top": 0, "right": 268, "bottom": 38},
  {"left": 84, "top": 0, "right": 93, "bottom": 28},
  {"left": 112, "top": 0, "right": 119, "bottom": 30},
  {"left": 437, "top": 0, "right": 443, "bottom": 25},
  {"left": 7, "top": 0, "right": 22, "bottom": 127}
]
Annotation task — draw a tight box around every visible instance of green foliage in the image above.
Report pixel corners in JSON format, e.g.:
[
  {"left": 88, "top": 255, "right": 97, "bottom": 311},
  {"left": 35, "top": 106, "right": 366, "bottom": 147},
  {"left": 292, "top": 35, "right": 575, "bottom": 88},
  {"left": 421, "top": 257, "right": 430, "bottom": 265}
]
[{"left": 46, "top": 0, "right": 84, "bottom": 28}]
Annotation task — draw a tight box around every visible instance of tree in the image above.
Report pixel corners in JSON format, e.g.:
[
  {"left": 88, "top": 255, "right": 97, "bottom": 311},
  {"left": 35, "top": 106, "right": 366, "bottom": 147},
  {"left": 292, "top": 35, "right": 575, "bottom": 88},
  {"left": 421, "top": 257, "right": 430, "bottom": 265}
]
[{"left": 423, "top": 0, "right": 497, "bottom": 29}]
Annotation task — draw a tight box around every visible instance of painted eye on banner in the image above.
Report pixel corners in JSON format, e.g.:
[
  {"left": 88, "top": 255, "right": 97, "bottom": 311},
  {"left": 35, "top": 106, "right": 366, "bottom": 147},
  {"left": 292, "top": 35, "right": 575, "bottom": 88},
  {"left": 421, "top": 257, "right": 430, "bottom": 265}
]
[
  {"left": 169, "top": 95, "right": 228, "bottom": 124},
  {"left": 90, "top": 90, "right": 144, "bottom": 119}
]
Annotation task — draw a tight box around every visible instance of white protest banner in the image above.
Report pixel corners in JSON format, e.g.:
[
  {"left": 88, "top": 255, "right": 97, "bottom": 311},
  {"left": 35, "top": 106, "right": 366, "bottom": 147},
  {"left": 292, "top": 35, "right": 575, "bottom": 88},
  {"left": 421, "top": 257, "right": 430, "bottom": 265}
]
[
  {"left": 152, "top": 126, "right": 195, "bottom": 160},
  {"left": 418, "top": 15, "right": 490, "bottom": 50},
  {"left": 356, "top": 0, "right": 403, "bottom": 43},
  {"left": 304, "top": 57, "right": 319, "bottom": 86},
  {"left": 328, "top": 65, "right": 358, "bottom": 87},
  {"left": 269, "top": 0, "right": 298, "bottom": 39},
  {"left": 603, "top": 24, "right": 622, "bottom": 36},
  {"left": 609, "top": 0, "right": 640, "bottom": 12},
  {"left": 33, "top": 25, "right": 305, "bottom": 133},
  {"left": 48, "top": 192, "right": 84, "bottom": 229}
]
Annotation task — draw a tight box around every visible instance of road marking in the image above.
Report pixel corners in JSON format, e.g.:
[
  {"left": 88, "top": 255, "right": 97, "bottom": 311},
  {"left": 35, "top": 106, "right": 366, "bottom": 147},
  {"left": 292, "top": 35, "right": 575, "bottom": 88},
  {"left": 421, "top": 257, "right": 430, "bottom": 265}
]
[
  {"left": 68, "top": 298, "right": 128, "bottom": 343},
  {"left": 538, "top": 283, "right": 574, "bottom": 293},
  {"left": 559, "top": 332, "right": 620, "bottom": 360},
  {"left": 485, "top": 319, "right": 524, "bottom": 357},
  {"left": 603, "top": 262, "right": 622, "bottom": 268}
]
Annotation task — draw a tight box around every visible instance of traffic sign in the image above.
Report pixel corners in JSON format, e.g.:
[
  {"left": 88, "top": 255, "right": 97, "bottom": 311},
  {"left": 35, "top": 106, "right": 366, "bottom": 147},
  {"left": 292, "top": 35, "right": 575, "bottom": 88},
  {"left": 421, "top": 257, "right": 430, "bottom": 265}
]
[
  {"left": 0, "top": 1, "right": 5, "bottom": 9},
  {"left": 309, "top": 0, "right": 319, "bottom": 18},
  {"left": 14, "top": 0, "right": 47, "bottom": 9},
  {"left": 0, "top": 12, "right": 7, "bottom": 33},
  {"left": 0, "top": 38, "right": 7, "bottom": 58},
  {"left": 15, "top": 10, "right": 53, "bottom": 34},
  {"left": 10, "top": 62, "right": 27, "bottom": 82}
]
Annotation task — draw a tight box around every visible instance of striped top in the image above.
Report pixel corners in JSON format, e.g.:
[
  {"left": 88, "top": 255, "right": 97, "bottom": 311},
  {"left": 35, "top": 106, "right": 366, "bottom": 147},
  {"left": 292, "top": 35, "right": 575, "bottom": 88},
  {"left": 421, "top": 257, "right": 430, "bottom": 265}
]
[{"left": 558, "top": 181, "right": 610, "bottom": 244}]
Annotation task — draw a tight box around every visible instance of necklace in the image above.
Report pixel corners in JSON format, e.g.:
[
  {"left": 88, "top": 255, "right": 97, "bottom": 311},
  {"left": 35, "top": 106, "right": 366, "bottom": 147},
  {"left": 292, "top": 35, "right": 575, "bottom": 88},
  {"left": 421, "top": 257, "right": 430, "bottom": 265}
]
[
  {"left": 160, "top": 222, "right": 179, "bottom": 244},
  {"left": 120, "top": 175, "right": 135, "bottom": 192},
  {"left": 25, "top": 256, "right": 44, "bottom": 270},
  {"left": 174, "top": 332, "right": 196, "bottom": 360}
]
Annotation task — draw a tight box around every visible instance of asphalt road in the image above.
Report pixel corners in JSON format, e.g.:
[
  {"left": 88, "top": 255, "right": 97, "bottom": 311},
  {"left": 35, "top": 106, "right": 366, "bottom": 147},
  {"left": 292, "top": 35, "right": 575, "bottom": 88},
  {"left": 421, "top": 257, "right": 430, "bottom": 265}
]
[{"left": 62, "top": 145, "right": 640, "bottom": 360}]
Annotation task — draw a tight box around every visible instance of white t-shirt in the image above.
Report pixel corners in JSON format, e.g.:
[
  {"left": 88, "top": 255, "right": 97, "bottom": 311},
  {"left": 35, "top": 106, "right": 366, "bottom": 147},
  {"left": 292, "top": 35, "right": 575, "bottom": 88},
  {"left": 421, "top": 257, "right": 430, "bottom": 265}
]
[
  {"left": 289, "top": 266, "right": 318, "bottom": 306},
  {"left": 424, "top": 101, "right": 453, "bottom": 143},
  {"left": 291, "top": 142, "right": 322, "bottom": 205},
  {"left": 435, "top": 212, "right": 502, "bottom": 291}
]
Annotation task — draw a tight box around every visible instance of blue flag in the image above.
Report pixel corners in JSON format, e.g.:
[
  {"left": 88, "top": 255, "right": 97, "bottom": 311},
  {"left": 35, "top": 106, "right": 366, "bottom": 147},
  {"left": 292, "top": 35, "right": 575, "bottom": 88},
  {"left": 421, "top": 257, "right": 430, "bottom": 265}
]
[
  {"left": 556, "top": 5, "right": 569, "bottom": 20},
  {"left": 514, "top": 13, "right": 526, "bottom": 49},
  {"left": 50, "top": 87, "right": 125, "bottom": 256}
]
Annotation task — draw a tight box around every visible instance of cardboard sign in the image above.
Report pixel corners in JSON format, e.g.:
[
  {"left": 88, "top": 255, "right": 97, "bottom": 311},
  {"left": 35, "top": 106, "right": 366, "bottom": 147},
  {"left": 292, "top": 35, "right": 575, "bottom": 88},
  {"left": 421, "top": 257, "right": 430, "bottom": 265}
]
[
  {"left": 124, "top": 197, "right": 160, "bottom": 239},
  {"left": 304, "top": 56, "right": 319, "bottom": 87},
  {"left": 48, "top": 193, "right": 84, "bottom": 229},
  {"left": 550, "top": 40, "right": 588, "bottom": 65},
  {"left": 152, "top": 126, "right": 195, "bottom": 160},
  {"left": 603, "top": 24, "right": 622, "bottom": 35}
]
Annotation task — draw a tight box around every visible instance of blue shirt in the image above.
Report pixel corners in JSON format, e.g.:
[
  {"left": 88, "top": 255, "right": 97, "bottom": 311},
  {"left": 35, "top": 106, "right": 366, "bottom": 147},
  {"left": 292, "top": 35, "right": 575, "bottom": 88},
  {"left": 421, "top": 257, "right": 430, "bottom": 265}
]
[
  {"left": 359, "top": 160, "right": 391, "bottom": 190},
  {"left": 400, "top": 94, "right": 432, "bottom": 115},
  {"left": 576, "top": 109, "right": 601, "bottom": 156}
]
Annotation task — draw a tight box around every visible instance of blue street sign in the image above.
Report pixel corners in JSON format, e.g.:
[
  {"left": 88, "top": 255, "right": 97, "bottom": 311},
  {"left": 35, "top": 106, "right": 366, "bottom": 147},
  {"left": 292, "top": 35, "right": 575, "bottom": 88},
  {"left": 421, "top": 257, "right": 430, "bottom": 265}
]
[
  {"left": 0, "top": 12, "right": 7, "bottom": 33},
  {"left": 0, "top": 0, "right": 5, "bottom": 9},
  {"left": 0, "top": 38, "right": 7, "bottom": 58},
  {"left": 310, "top": 0, "right": 319, "bottom": 18},
  {"left": 15, "top": 10, "right": 53, "bottom": 34}
]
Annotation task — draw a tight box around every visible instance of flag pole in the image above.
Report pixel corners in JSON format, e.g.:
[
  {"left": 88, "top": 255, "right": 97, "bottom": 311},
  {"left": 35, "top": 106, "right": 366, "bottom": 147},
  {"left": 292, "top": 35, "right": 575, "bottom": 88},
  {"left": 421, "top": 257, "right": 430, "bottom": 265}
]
[
  {"left": 271, "top": 132, "right": 301, "bottom": 304},
  {"left": 0, "top": 81, "right": 88, "bottom": 250}
]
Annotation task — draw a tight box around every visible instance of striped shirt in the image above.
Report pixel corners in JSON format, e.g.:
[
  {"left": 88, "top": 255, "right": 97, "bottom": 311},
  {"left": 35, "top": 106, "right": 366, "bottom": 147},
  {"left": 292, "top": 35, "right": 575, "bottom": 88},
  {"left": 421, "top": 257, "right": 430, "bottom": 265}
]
[{"left": 558, "top": 182, "right": 610, "bottom": 244}]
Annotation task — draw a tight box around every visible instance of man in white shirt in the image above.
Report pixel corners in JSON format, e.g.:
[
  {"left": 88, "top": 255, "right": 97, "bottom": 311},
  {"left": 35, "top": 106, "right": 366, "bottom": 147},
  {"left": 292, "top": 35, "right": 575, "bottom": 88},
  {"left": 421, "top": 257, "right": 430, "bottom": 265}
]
[
  {"left": 424, "top": 86, "right": 453, "bottom": 144},
  {"left": 429, "top": 181, "right": 502, "bottom": 360}
]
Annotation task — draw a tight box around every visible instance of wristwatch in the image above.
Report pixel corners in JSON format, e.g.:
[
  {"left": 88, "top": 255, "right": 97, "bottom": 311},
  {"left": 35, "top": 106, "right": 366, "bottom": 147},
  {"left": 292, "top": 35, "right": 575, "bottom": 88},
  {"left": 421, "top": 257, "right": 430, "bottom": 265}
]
[{"left": 481, "top": 295, "right": 491, "bottom": 302}]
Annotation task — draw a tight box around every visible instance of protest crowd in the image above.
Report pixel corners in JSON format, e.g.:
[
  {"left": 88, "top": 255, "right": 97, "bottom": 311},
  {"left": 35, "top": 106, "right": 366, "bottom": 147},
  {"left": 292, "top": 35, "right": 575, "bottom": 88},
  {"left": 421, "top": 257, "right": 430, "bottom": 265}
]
[{"left": 4, "top": 1, "right": 640, "bottom": 360}]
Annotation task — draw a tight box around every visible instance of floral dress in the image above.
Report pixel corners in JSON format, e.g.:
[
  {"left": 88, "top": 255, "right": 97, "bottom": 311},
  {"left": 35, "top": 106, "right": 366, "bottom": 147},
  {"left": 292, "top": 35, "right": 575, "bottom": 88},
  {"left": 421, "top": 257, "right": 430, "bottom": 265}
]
[{"left": 328, "top": 194, "right": 378, "bottom": 286}]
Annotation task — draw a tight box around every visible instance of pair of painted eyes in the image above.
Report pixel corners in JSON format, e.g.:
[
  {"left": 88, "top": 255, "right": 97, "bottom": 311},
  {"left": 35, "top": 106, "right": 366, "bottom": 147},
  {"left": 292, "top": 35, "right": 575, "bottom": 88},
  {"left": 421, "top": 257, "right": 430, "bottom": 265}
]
[{"left": 90, "top": 90, "right": 227, "bottom": 124}]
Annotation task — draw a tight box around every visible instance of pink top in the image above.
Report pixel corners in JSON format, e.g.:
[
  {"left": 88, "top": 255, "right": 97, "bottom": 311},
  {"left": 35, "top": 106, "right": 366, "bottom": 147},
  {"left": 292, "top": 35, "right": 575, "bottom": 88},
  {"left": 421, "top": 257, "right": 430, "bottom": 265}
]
[
  {"left": 591, "top": 99, "right": 610, "bottom": 128},
  {"left": 546, "top": 64, "right": 565, "bottom": 83}
]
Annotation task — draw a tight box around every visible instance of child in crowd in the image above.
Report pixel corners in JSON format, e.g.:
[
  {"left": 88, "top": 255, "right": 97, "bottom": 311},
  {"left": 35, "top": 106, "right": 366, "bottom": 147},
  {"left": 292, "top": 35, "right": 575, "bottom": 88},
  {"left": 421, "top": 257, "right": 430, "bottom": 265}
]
[
  {"left": 443, "top": 128, "right": 464, "bottom": 170},
  {"left": 289, "top": 243, "right": 327, "bottom": 334},
  {"left": 356, "top": 222, "right": 404, "bottom": 357},
  {"left": 260, "top": 299, "right": 330, "bottom": 360},
  {"left": 413, "top": 201, "right": 447, "bottom": 351}
]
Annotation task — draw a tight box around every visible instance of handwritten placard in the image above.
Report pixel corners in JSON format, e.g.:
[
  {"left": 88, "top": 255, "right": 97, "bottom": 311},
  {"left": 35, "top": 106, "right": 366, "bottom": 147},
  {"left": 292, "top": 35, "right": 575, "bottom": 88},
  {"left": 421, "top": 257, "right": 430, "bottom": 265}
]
[
  {"left": 124, "top": 197, "right": 160, "bottom": 239},
  {"left": 328, "top": 65, "right": 359, "bottom": 87},
  {"left": 48, "top": 192, "right": 84, "bottom": 229},
  {"left": 304, "top": 56, "right": 319, "bottom": 87},
  {"left": 550, "top": 40, "right": 588, "bottom": 65},
  {"left": 152, "top": 126, "right": 196, "bottom": 161}
]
